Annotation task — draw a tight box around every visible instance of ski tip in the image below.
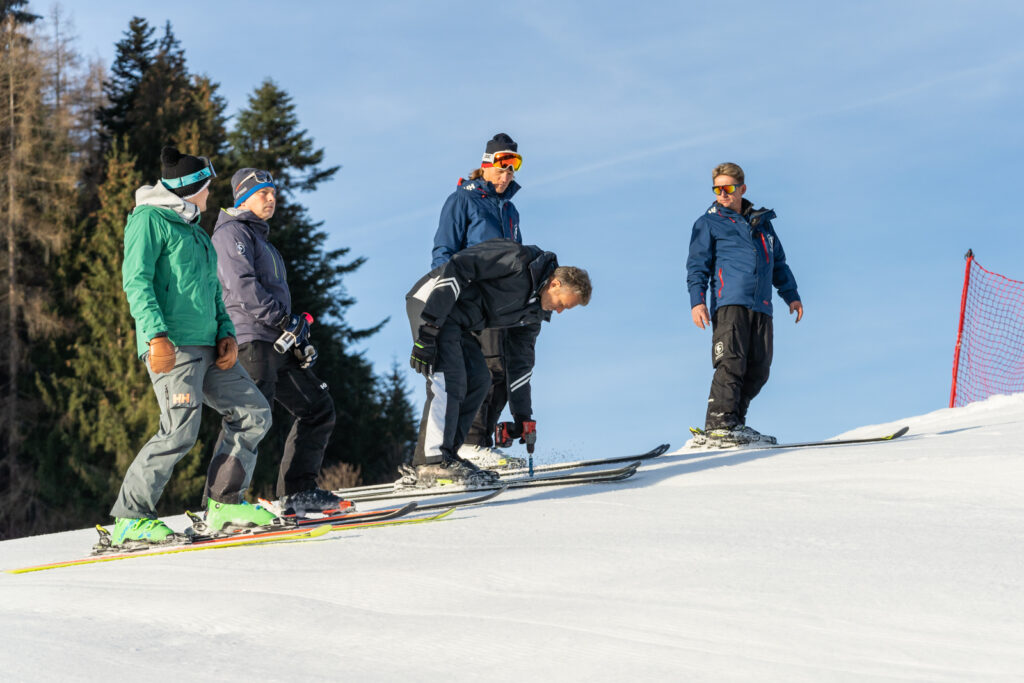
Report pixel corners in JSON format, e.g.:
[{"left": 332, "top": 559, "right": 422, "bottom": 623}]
[
  {"left": 888, "top": 426, "right": 910, "bottom": 439},
  {"left": 307, "top": 524, "right": 332, "bottom": 538}
]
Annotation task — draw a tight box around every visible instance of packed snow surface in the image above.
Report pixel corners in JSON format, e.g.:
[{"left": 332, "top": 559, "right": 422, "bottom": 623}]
[{"left": 2, "top": 395, "right": 1023, "bottom": 682}]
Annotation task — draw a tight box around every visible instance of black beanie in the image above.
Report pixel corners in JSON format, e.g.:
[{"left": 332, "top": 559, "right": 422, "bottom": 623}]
[
  {"left": 485, "top": 133, "right": 517, "bottom": 155},
  {"left": 160, "top": 146, "right": 214, "bottom": 198}
]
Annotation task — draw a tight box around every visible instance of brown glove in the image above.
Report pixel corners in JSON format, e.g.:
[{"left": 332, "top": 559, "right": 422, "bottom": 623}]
[
  {"left": 147, "top": 336, "right": 176, "bottom": 374},
  {"left": 215, "top": 336, "right": 238, "bottom": 370}
]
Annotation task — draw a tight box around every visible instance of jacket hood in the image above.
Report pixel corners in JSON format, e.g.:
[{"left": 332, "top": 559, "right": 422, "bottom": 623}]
[
  {"left": 214, "top": 207, "right": 270, "bottom": 238},
  {"left": 134, "top": 182, "right": 201, "bottom": 224}
]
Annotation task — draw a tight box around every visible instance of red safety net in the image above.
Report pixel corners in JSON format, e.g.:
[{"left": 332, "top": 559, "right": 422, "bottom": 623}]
[{"left": 950, "top": 250, "right": 1024, "bottom": 407}]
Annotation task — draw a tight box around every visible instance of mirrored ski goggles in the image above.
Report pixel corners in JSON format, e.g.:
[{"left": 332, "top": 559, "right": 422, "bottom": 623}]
[
  {"left": 712, "top": 184, "right": 740, "bottom": 196},
  {"left": 162, "top": 156, "right": 217, "bottom": 189},
  {"left": 481, "top": 151, "right": 522, "bottom": 172}
]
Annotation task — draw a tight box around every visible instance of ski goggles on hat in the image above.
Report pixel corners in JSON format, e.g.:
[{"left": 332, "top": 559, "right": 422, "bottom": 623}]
[
  {"left": 235, "top": 169, "right": 275, "bottom": 189},
  {"left": 233, "top": 169, "right": 277, "bottom": 207},
  {"left": 712, "top": 184, "right": 740, "bottom": 196},
  {"left": 481, "top": 151, "right": 522, "bottom": 172},
  {"left": 162, "top": 156, "right": 217, "bottom": 189}
]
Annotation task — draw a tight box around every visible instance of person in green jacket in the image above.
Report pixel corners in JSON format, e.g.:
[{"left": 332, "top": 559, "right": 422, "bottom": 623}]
[{"left": 109, "top": 146, "right": 278, "bottom": 546}]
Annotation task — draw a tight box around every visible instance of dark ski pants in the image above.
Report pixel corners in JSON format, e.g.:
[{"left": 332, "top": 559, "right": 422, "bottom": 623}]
[
  {"left": 110, "top": 345, "right": 272, "bottom": 519},
  {"left": 413, "top": 323, "right": 490, "bottom": 466},
  {"left": 237, "top": 340, "right": 336, "bottom": 497},
  {"left": 464, "top": 327, "right": 508, "bottom": 448},
  {"left": 705, "top": 305, "right": 774, "bottom": 431}
]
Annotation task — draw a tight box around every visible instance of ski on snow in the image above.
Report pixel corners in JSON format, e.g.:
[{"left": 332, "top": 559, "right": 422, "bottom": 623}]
[
  {"left": 330, "top": 443, "right": 669, "bottom": 498},
  {"left": 337, "top": 461, "right": 642, "bottom": 503},
  {"left": 498, "top": 443, "right": 671, "bottom": 477},
  {"left": 6, "top": 493, "right": 484, "bottom": 575},
  {"left": 687, "top": 426, "right": 910, "bottom": 451},
  {"left": 266, "top": 487, "right": 507, "bottom": 527},
  {"left": 6, "top": 522, "right": 332, "bottom": 575}
]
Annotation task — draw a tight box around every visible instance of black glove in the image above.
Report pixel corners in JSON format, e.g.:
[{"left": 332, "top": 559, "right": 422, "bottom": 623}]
[{"left": 410, "top": 324, "right": 440, "bottom": 376}]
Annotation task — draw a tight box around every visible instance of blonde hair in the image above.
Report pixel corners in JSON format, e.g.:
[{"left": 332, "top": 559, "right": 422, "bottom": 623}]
[
  {"left": 553, "top": 266, "right": 592, "bottom": 305},
  {"left": 468, "top": 168, "right": 485, "bottom": 181},
  {"left": 712, "top": 162, "right": 744, "bottom": 185}
]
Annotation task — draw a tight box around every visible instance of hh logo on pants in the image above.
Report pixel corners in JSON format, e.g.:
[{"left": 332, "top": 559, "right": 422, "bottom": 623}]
[
  {"left": 714, "top": 341, "right": 725, "bottom": 361},
  {"left": 171, "top": 392, "right": 192, "bottom": 406}
]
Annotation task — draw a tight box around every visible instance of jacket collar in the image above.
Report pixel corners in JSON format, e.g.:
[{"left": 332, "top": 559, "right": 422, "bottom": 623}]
[
  {"left": 461, "top": 176, "right": 521, "bottom": 201},
  {"left": 214, "top": 207, "right": 270, "bottom": 238},
  {"left": 707, "top": 199, "right": 776, "bottom": 226}
]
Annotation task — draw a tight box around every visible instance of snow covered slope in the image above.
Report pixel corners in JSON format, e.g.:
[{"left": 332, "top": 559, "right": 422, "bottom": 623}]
[{"left": 2, "top": 396, "right": 1023, "bottom": 682}]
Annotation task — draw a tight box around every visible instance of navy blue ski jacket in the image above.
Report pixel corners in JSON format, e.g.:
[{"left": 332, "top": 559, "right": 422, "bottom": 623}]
[
  {"left": 431, "top": 176, "right": 522, "bottom": 268},
  {"left": 686, "top": 200, "right": 800, "bottom": 317},
  {"left": 211, "top": 208, "right": 292, "bottom": 345}
]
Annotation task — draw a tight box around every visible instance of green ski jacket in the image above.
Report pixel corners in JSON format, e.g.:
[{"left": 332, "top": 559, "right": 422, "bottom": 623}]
[{"left": 122, "top": 184, "right": 235, "bottom": 358}]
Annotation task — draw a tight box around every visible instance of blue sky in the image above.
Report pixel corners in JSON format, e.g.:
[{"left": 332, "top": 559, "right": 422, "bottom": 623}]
[{"left": 62, "top": 1, "right": 1024, "bottom": 457}]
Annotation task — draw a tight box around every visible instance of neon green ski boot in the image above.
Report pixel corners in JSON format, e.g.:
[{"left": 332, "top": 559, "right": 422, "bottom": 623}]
[
  {"left": 111, "top": 517, "right": 176, "bottom": 546},
  {"left": 205, "top": 498, "right": 279, "bottom": 533}
]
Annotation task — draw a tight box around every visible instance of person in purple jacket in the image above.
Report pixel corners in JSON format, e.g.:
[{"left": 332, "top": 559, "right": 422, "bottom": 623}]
[
  {"left": 686, "top": 162, "right": 804, "bottom": 447},
  {"left": 430, "top": 133, "right": 527, "bottom": 469},
  {"left": 211, "top": 168, "right": 339, "bottom": 515}
]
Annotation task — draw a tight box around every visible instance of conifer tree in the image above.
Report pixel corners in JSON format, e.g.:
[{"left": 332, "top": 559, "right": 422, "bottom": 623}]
[
  {"left": 0, "top": 3, "right": 81, "bottom": 538},
  {"left": 96, "top": 18, "right": 228, "bottom": 203},
  {"left": 379, "top": 361, "right": 418, "bottom": 468},
  {"left": 37, "top": 143, "right": 155, "bottom": 528}
]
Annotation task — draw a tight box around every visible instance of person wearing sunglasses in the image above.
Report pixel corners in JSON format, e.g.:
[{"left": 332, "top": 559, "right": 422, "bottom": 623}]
[
  {"left": 429, "top": 133, "right": 529, "bottom": 471},
  {"left": 210, "top": 168, "right": 340, "bottom": 516},
  {"left": 686, "top": 162, "right": 803, "bottom": 447},
  {"left": 111, "top": 146, "right": 278, "bottom": 547}
]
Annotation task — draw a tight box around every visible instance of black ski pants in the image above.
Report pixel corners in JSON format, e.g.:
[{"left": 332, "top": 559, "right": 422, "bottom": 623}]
[
  {"left": 463, "top": 328, "right": 508, "bottom": 448},
  {"left": 705, "top": 305, "right": 773, "bottom": 431},
  {"left": 238, "top": 340, "right": 336, "bottom": 496},
  {"left": 413, "top": 323, "right": 491, "bottom": 466}
]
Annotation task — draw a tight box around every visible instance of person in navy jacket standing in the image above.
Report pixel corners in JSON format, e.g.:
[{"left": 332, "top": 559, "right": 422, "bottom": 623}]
[
  {"left": 430, "top": 133, "right": 527, "bottom": 469},
  {"left": 686, "top": 162, "right": 803, "bottom": 446},
  {"left": 211, "top": 168, "right": 339, "bottom": 515}
]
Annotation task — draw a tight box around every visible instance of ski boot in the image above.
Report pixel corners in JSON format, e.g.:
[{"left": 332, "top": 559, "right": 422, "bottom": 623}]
[
  {"left": 457, "top": 443, "right": 528, "bottom": 470},
  {"left": 407, "top": 454, "right": 500, "bottom": 488},
  {"left": 276, "top": 488, "right": 354, "bottom": 517},
  {"left": 197, "top": 498, "right": 290, "bottom": 536},
  {"left": 734, "top": 425, "right": 777, "bottom": 445},
  {"left": 93, "top": 518, "right": 184, "bottom": 554}
]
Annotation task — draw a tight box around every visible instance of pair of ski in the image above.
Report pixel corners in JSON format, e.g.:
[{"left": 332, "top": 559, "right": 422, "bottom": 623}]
[
  {"left": 331, "top": 443, "right": 673, "bottom": 503},
  {"left": 5, "top": 488, "right": 502, "bottom": 575}
]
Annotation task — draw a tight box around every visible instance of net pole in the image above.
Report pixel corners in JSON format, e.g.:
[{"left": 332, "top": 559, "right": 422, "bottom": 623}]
[{"left": 949, "top": 249, "right": 974, "bottom": 408}]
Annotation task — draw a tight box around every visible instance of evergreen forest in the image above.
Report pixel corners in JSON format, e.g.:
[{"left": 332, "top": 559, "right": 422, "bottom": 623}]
[{"left": 0, "top": 4, "right": 418, "bottom": 540}]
